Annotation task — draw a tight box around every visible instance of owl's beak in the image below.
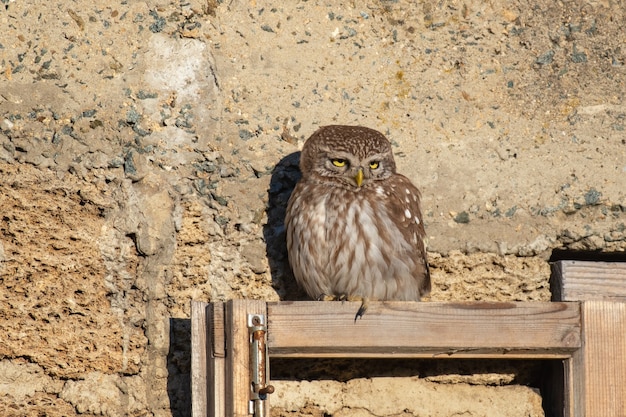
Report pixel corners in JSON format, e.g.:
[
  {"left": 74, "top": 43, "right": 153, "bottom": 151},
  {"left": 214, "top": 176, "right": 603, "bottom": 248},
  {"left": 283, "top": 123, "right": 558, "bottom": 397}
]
[{"left": 354, "top": 168, "right": 364, "bottom": 187}]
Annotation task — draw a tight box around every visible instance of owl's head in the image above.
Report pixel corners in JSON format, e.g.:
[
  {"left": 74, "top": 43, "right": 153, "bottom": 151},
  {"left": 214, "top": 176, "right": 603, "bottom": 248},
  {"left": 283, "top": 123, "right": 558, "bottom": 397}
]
[{"left": 299, "top": 125, "right": 397, "bottom": 189}]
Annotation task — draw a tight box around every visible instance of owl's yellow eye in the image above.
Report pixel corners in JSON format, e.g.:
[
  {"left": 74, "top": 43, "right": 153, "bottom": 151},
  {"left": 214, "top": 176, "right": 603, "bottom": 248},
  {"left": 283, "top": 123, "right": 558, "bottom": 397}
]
[
  {"left": 369, "top": 161, "right": 380, "bottom": 169},
  {"left": 331, "top": 159, "right": 347, "bottom": 167}
]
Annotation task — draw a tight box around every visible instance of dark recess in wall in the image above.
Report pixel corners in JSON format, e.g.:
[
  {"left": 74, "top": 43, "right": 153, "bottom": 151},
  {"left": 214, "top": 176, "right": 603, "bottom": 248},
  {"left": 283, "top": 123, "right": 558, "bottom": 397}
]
[{"left": 549, "top": 249, "right": 626, "bottom": 263}]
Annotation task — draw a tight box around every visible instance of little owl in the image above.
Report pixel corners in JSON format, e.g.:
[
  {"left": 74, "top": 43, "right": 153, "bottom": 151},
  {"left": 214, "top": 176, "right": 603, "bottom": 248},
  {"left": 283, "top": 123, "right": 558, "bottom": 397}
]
[{"left": 285, "top": 125, "right": 430, "bottom": 319}]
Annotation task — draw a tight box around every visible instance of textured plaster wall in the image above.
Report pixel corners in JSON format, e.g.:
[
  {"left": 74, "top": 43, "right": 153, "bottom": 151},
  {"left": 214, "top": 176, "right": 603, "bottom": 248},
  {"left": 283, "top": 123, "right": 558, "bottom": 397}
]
[{"left": 0, "top": 0, "right": 624, "bottom": 416}]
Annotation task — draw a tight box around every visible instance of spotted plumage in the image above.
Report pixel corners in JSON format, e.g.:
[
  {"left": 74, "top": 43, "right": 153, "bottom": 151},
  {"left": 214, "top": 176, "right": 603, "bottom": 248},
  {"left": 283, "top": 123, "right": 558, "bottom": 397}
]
[{"left": 285, "top": 125, "right": 430, "bottom": 318}]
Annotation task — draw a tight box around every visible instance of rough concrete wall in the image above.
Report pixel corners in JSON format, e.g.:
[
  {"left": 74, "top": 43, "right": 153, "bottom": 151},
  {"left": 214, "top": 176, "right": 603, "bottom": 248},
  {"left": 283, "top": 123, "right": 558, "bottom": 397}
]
[{"left": 0, "top": 0, "right": 624, "bottom": 416}]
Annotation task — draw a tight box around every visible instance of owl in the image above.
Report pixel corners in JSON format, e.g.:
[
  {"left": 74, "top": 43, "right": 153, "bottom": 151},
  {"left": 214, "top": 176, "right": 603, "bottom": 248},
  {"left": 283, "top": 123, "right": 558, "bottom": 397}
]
[{"left": 285, "top": 125, "right": 430, "bottom": 319}]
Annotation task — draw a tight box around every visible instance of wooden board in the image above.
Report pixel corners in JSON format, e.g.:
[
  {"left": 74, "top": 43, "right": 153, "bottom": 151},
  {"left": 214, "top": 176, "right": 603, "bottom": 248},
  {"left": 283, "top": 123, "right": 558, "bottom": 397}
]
[
  {"left": 552, "top": 260, "right": 626, "bottom": 416},
  {"left": 267, "top": 301, "right": 581, "bottom": 358},
  {"left": 191, "top": 301, "right": 209, "bottom": 417},
  {"left": 551, "top": 260, "right": 626, "bottom": 302},
  {"left": 225, "top": 299, "right": 267, "bottom": 417},
  {"left": 573, "top": 301, "right": 626, "bottom": 417}
]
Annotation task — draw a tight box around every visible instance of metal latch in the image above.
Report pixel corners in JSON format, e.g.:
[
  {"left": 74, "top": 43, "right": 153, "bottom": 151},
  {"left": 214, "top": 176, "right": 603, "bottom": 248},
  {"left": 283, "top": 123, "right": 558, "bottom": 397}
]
[{"left": 248, "top": 314, "right": 274, "bottom": 416}]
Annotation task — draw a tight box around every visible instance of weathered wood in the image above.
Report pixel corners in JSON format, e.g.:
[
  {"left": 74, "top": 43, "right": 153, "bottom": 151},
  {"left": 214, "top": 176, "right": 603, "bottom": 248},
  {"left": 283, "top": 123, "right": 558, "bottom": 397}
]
[
  {"left": 191, "top": 301, "right": 209, "bottom": 417},
  {"left": 225, "top": 299, "right": 267, "bottom": 417},
  {"left": 551, "top": 260, "right": 626, "bottom": 301},
  {"left": 552, "top": 260, "right": 626, "bottom": 416},
  {"left": 267, "top": 301, "right": 581, "bottom": 358},
  {"left": 564, "top": 343, "right": 584, "bottom": 417},
  {"left": 574, "top": 301, "right": 626, "bottom": 417},
  {"left": 208, "top": 302, "right": 225, "bottom": 417}
]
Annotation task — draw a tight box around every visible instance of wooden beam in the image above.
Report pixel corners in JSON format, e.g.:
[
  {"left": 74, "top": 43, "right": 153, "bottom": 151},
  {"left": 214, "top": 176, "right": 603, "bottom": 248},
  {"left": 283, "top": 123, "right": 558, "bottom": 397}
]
[
  {"left": 551, "top": 260, "right": 626, "bottom": 301},
  {"left": 191, "top": 300, "right": 209, "bottom": 417},
  {"left": 225, "top": 299, "right": 267, "bottom": 417},
  {"left": 564, "top": 342, "right": 584, "bottom": 417},
  {"left": 550, "top": 261, "right": 626, "bottom": 416},
  {"left": 192, "top": 301, "right": 227, "bottom": 417},
  {"left": 571, "top": 301, "right": 626, "bottom": 417},
  {"left": 267, "top": 301, "right": 581, "bottom": 358}
]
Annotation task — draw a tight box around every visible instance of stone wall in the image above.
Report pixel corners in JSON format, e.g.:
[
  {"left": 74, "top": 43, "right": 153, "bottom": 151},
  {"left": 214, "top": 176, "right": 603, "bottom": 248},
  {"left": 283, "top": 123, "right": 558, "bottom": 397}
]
[{"left": 1, "top": 0, "right": 624, "bottom": 416}]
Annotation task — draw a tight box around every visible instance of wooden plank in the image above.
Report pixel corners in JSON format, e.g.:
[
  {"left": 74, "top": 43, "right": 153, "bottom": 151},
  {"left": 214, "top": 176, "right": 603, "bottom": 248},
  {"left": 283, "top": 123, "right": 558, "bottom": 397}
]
[
  {"left": 574, "top": 301, "right": 626, "bottom": 417},
  {"left": 208, "top": 302, "right": 225, "bottom": 417},
  {"left": 552, "top": 261, "right": 626, "bottom": 416},
  {"left": 225, "top": 299, "right": 267, "bottom": 417},
  {"left": 191, "top": 301, "right": 209, "bottom": 417},
  {"left": 551, "top": 260, "right": 626, "bottom": 301},
  {"left": 564, "top": 344, "right": 584, "bottom": 417},
  {"left": 267, "top": 301, "right": 581, "bottom": 358}
]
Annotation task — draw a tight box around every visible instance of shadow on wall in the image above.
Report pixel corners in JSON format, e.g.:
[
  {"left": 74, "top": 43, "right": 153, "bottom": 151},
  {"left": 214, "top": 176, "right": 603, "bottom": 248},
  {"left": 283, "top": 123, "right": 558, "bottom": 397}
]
[
  {"left": 168, "top": 318, "right": 192, "bottom": 417},
  {"left": 263, "top": 151, "right": 310, "bottom": 301}
]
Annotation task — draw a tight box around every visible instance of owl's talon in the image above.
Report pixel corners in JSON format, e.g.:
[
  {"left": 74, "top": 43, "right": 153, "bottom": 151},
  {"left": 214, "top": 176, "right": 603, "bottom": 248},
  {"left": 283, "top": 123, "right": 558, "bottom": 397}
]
[
  {"left": 354, "top": 297, "right": 369, "bottom": 321},
  {"left": 354, "top": 306, "right": 366, "bottom": 321}
]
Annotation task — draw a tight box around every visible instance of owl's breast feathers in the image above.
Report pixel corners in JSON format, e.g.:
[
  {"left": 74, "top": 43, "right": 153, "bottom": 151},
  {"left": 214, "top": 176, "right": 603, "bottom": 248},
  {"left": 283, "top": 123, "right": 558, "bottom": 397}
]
[{"left": 287, "top": 179, "right": 429, "bottom": 301}]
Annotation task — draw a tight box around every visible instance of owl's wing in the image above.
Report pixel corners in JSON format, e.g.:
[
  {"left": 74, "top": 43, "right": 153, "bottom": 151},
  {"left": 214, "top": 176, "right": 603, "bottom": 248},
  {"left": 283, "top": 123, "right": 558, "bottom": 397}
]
[{"left": 386, "top": 174, "right": 431, "bottom": 296}]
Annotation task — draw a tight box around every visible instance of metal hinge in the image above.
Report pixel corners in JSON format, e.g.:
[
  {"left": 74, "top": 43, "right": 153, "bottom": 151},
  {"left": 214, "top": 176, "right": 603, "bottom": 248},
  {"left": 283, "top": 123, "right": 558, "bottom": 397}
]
[{"left": 247, "top": 314, "right": 274, "bottom": 417}]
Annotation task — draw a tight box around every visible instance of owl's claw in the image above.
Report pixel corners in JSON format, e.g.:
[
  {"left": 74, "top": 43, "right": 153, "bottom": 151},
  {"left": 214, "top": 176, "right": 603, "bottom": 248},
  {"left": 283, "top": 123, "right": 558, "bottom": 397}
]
[
  {"left": 317, "top": 294, "right": 369, "bottom": 321},
  {"left": 318, "top": 293, "right": 349, "bottom": 302},
  {"left": 354, "top": 297, "right": 369, "bottom": 321}
]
